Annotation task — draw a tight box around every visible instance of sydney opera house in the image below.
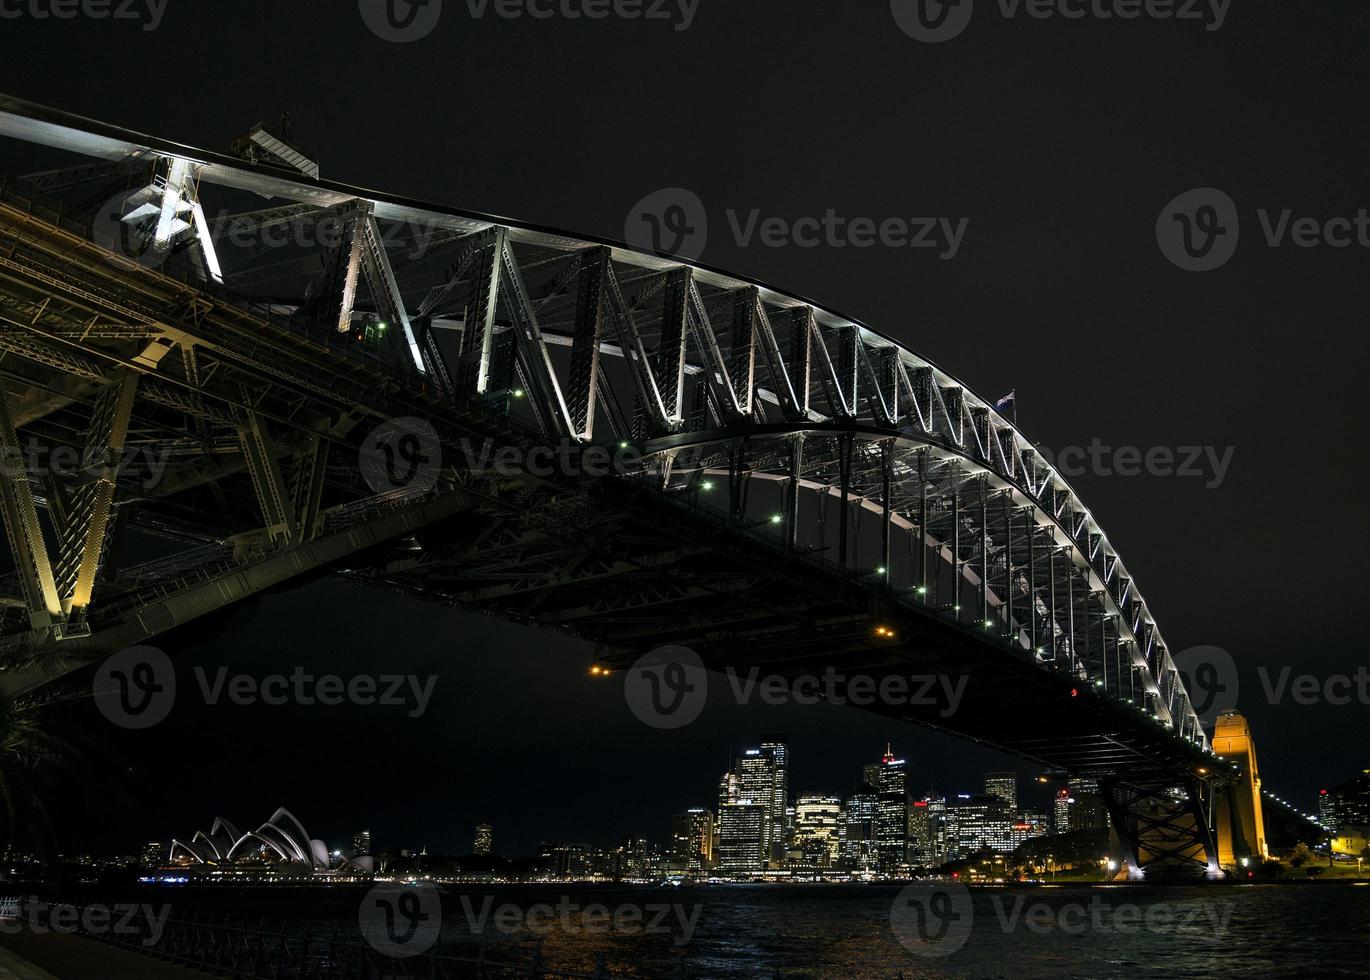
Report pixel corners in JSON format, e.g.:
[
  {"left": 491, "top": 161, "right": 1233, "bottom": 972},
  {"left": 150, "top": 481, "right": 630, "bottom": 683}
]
[{"left": 170, "top": 807, "right": 373, "bottom": 877}]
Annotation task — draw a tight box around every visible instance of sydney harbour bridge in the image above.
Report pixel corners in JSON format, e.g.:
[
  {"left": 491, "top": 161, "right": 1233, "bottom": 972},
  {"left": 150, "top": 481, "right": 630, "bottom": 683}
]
[{"left": 0, "top": 95, "right": 1272, "bottom": 877}]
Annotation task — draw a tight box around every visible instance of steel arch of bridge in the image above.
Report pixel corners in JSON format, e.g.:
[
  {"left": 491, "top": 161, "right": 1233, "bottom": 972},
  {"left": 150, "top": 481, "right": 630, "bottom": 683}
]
[{"left": 0, "top": 94, "right": 1205, "bottom": 756}]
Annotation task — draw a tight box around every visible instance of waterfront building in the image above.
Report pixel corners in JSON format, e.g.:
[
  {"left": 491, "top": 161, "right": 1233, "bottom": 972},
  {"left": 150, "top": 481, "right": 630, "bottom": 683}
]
[
  {"left": 171, "top": 808, "right": 371, "bottom": 876},
  {"left": 352, "top": 829, "right": 372, "bottom": 856},
  {"left": 717, "top": 802, "right": 767, "bottom": 873},
  {"left": 793, "top": 795, "right": 843, "bottom": 865},
  {"left": 140, "top": 842, "right": 167, "bottom": 867},
  {"left": 948, "top": 794, "right": 1014, "bottom": 856},
  {"left": 671, "top": 809, "right": 715, "bottom": 872}
]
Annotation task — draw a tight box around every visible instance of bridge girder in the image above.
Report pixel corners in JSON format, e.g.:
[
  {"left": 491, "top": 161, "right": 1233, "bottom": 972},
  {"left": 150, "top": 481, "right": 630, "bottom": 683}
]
[{"left": 0, "top": 96, "right": 1218, "bottom": 823}]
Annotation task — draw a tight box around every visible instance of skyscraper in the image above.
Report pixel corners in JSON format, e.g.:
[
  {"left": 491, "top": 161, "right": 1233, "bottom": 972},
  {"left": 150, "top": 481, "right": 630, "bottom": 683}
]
[
  {"left": 1053, "top": 788, "right": 1071, "bottom": 833},
  {"left": 717, "top": 802, "right": 766, "bottom": 873},
  {"left": 843, "top": 785, "right": 878, "bottom": 871},
  {"left": 670, "top": 809, "right": 715, "bottom": 872},
  {"left": 874, "top": 745, "right": 909, "bottom": 871},
  {"left": 949, "top": 795, "right": 1015, "bottom": 856},
  {"left": 760, "top": 734, "right": 791, "bottom": 839},
  {"left": 793, "top": 795, "right": 843, "bottom": 866},
  {"left": 985, "top": 771, "right": 1018, "bottom": 811},
  {"left": 473, "top": 823, "right": 493, "bottom": 856},
  {"left": 352, "top": 829, "right": 372, "bottom": 856},
  {"left": 1066, "top": 777, "right": 1107, "bottom": 831},
  {"left": 736, "top": 745, "right": 780, "bottom": 863}
]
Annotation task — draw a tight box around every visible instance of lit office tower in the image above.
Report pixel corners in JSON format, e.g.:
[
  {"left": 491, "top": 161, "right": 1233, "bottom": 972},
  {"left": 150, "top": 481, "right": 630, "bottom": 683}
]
[
  {"left": 140, "top": 842, "right": 167, "bottom": 867},
  {"left": 671, "top": 809, "right": 715, "bottom": 872},
  {"left": 985, "top": 772, "right": 1018, "bottom": 811},
  {"left": 1053, "top": 788, "right": 1071, "bottom": 833},
  {"left": 352, "top": 829, "right": 372, "bottom": 855},
  {"left": 874, "top": 745, "right": 909, "bottom": 871},
  {"left": 760, "top": 734, "right": 791, "bottom": 838},
  {"left": 1066, "top": 777, "right": 1107, "bottom": 831},
  {"left": 736, "top": 747, "right": 780, "bottom": 861},
  {"left": 793, "top": 795, "right": 844, "bottom": 866},
  {"left": 717, "top": 802, "right": 767, "bottom": 873},
  {"left": 908, "top": 799, "right": 934, "bottom": 866},
  {"left": 473, "top": 823, "right": 493, "bottom": 856},
  {"left": 843, "top": 785, "right": 878, "bottom": 870},
  {"left": 950, "top": 795, "right": 1015, "bottom": 855},
  {"left": 1319, "top": 788, "right": 1336, "bottom": 832}
]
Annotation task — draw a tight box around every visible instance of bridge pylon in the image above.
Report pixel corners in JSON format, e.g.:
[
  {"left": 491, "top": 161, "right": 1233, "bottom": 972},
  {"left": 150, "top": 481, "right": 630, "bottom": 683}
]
[
  {"left": 1210, "top": 709, "right": 1269, "bottom": 873},
  {"left": 1102, "top": 777, "right": 1223, "bottom": 880}
]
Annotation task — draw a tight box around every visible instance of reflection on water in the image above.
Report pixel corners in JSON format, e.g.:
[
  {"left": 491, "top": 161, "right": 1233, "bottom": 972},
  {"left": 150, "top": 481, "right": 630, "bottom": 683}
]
[{"left": 417, "top": 882, "right": 1369, "bottom": 978}]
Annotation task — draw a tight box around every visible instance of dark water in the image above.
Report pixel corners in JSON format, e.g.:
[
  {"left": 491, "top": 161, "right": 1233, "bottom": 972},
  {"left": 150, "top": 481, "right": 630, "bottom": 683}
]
[{"left": 121, "top": 881, "right": 1370, "bottom": 978}]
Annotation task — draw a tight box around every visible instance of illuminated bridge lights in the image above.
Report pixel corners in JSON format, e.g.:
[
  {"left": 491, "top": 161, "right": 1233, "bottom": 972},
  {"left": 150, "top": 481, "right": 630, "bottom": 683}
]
[
  {"left": 588, "top": 665, "right": 612, "bottom": 677},
  {"left": 873, "top": 625, "right": 896, "bottom": 639}
]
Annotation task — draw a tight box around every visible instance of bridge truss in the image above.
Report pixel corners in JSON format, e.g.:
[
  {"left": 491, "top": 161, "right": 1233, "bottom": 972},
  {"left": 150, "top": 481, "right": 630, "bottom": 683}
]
[{"left": 0, "top": 95, "right": 1226, "bottom": 875}]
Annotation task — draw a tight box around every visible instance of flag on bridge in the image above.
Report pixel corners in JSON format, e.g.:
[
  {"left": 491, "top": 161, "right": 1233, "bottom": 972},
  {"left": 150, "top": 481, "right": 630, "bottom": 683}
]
[{"left": 994, "top": 390, "right": 1016, "bottom": 414}]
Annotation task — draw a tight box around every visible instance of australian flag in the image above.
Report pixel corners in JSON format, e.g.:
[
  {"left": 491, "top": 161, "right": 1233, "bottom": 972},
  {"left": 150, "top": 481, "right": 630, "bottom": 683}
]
[{"left": 994, "top": 390, "right": 1016, "bottom": 414}]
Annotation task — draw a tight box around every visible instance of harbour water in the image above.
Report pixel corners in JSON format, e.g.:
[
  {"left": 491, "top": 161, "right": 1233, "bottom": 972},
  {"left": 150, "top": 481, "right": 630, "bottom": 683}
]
[{"left": 87, "top": 881, "right": 1370, "bottom": 978}]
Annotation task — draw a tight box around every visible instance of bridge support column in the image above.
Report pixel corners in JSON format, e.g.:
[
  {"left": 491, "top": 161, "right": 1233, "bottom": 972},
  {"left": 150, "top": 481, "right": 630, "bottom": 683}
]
[
  {"left": 1101, "top": 778, "right": 1222, "bottom": 880},
  {"left": 1211, "top": 710, "right": 1268, "bottom": 872}
]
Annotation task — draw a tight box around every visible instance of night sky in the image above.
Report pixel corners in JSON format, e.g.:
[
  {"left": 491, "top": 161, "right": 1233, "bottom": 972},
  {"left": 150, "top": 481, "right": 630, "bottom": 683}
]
[{"left": 0, "top": 1, "right": 1365, "bottom": 857}]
